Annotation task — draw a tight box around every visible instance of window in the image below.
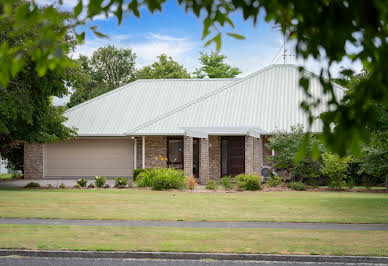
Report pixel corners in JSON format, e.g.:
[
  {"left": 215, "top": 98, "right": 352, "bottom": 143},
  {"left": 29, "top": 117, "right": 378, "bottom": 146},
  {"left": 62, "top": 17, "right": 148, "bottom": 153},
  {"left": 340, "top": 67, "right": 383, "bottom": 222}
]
[{"left": 167, "top": 137, "right": 183, "bottom": 169}]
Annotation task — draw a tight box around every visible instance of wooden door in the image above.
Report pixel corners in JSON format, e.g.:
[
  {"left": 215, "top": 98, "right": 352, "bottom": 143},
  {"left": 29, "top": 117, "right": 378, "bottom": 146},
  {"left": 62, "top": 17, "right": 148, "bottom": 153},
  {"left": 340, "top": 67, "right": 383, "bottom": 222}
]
[{"left": 221, "top": 136, "right": 245, "bottom": 177}]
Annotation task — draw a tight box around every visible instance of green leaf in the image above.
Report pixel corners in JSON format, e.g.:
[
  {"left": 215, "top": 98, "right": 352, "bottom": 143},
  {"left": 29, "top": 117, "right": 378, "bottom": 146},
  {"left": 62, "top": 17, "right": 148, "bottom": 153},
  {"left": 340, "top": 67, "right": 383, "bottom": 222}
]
[
  {"left": 226, "top": 32, "right": 245, "bottom": 40},
  {"left": 76, "top": 32, "right": 85, "bottom": 43},
  {"left": 74, "top": 0, "right": 83, "bottom": 17},
  {"left": 204, "top": 33, "right": 221, "bottom": 50}
]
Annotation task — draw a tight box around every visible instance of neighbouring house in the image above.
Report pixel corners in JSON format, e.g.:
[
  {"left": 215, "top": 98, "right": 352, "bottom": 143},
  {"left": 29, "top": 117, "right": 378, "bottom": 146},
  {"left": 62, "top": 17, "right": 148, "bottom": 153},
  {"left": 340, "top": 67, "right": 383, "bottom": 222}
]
[
  {"left": 0, "top": 158, "right": 9, "bottom": 174},
  {"left": 24, "top": 65, "right": 345, "bottom": 183}
]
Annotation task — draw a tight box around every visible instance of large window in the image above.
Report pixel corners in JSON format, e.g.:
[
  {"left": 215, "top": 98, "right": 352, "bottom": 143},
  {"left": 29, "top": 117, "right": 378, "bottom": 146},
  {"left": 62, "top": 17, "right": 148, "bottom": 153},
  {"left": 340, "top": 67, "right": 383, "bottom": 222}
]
[{"left": 167, "top": 137, "right": 183, "bottom": 169}]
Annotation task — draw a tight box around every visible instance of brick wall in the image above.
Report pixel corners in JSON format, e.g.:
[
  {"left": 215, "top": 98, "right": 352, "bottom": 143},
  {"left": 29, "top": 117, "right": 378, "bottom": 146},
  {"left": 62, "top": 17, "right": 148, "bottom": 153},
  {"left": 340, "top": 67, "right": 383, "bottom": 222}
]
[
  {"left": 24, "top": 143, "right": 44, "bottom": 179},
  {"left": 253, "top": 137, "right": 263, "bottom": 175},
  {"left": 199, "top": 138, "right": 209, "bottom": 184},
  {"left": 208, "top": 136, "right": 221, "bottom": 179},
  {"left": 183, "top": 136, "right": 193, "bottom": 177},
  {"left": 136, "top": 137, "right": 143, "bottom": 169},
  {"left": 145, "top": 136, "right": 167, "bottom": 168},
  {"left": 245, "top": 136, "right": 254, "bottom": 174}
]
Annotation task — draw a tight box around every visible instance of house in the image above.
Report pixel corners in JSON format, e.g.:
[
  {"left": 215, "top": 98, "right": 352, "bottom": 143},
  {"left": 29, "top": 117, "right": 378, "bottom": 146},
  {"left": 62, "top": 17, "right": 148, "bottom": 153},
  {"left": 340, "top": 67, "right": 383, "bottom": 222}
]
[
  {"left": 24, "top": 65, "right": 345, "bottom": 183},
  {"left": 0, "top": 158, "right": 9, "bottom": 174}
]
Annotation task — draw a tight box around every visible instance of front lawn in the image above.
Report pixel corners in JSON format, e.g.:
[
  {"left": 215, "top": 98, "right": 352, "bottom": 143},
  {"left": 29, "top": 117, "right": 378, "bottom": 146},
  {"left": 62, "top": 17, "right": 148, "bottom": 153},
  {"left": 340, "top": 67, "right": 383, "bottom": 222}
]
[
  {"left": 0, "top": 174, "right": 12, "bottom": 180},
  {"left": 0, "top": 224, "right": 387, "bottom": 256},
  {"left": 0, "top": 189, "right": 387, "bottom": 223}
]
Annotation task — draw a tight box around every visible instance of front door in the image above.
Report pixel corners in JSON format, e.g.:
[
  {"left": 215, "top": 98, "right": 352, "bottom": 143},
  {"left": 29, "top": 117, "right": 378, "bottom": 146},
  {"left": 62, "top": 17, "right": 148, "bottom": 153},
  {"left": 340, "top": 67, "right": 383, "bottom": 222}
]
[
  {"left": 221, "top": 136, "right": 245, "bottom": 177},
  {"left": 193, "top": 138, "right": 199, "bottom": 178}
]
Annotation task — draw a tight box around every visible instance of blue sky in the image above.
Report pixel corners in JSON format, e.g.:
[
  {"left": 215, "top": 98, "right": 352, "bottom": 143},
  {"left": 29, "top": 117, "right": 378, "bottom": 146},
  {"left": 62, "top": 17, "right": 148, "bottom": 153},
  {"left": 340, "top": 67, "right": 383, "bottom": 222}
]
[{"left": 45, "top": 0, "right": 362, "bottom": 104}]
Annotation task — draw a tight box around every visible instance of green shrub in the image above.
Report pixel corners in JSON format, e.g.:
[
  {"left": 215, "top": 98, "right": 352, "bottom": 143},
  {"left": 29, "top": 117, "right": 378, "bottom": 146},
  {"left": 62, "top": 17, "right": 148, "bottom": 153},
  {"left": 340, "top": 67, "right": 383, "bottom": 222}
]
[
  {"left": 115, "top": 177, "right": 128, "bottom": 188},
  {"left": 321, "top": 152, "right": 351, "bottom": 190},
  {"left": 24, "top": 182, "right": 40, "bottom": 188},
  {"left": 221, "top": 176, "right": 233, "bottom": 190},
  {"left": 47, "top": 184, "right": 53, "bottom": 189},
  {"left": 287, "top": 181, "right": 306, "bottom": 190},
  {"left": 267, "top": 174, "right": 282, "bottom": 187},
  {"left": 95, "top": 176, "right": 107, "bottom": 187},
  {"left": 88, "top": 183, "right": 95, "bottom": 188},
  {"left": 74, "top": 184, "right": 81, "bottom": 189},
  {"left": 77, "top": 178, "right": 87, "bottom": 187},
  {"left": 135, "top": 168, "right": 186, "bottom": 190},
  {"left": 133, "top": 168, "right": 151, "bottom": 181},
  {"left": 136, "top": 170, "right": 158, "bottom": 187},
  {"left": 206, "top": 179, "right": 219, "bottom": 190},
  {"left": 59, "top": 183, "right": 65, "bottom": 189},
  {"left": 236, "top": 174, "right": 262, "bottom": 191}
]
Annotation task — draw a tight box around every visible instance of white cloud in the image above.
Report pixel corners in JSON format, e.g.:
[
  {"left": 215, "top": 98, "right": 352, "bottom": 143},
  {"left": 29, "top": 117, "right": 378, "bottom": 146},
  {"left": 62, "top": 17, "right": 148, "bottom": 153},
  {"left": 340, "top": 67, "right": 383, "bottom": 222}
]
[{"left": 148, "top": 33, "right": 187, "bottom": 42}]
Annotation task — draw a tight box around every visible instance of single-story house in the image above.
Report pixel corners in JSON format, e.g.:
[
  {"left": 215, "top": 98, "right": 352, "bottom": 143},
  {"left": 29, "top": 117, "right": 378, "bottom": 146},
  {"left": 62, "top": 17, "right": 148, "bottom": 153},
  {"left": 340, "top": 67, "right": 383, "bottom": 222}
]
[{"left": 24, "top": 64, "right": 344, "bottom": 183}]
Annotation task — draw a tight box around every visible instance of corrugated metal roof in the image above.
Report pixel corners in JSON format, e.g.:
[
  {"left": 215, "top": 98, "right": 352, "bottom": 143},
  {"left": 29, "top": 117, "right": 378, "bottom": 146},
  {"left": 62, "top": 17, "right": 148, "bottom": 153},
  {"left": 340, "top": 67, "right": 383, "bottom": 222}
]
[
  {"left": 64, "top": 78, "right": 237, "bottom": 135},
  {"left": 127, "top": 64, "right": 345, "bottom": 135}
]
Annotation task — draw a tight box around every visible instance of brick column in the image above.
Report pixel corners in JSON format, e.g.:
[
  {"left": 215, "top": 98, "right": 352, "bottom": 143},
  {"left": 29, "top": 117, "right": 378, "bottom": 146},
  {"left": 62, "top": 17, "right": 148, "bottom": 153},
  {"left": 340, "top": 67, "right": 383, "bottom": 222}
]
[
  {"left": 245, "top": 136, "right": 254, "bottom": 174},
  {"left": 183, "top": 136, "right": 193, "bottom": 177},
  {"left": 253, "top": 137, "right": 263, "bottom": 175},
  {"left": 199, "top": 138, "right": 209, "bottom": 184},
  {"left": 24, "top": 143, "right": 44, "bottom": 179}
]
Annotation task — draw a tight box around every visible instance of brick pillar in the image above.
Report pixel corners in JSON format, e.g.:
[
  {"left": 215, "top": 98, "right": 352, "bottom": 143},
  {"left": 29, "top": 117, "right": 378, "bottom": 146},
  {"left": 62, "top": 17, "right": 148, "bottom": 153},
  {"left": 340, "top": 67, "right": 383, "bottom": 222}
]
[
  {"left": 245, "top": 136, "right": 254, "bottom": 174},
  {"left": 253, "top": 137, "right": 263, "bottom": 175},
  {"left": 183, "top": 136, "right": 193, "bottom": 177},
  {"left": 199, "top": 138, "right": 209, "bottom": 184},
  {"left": 24, "top": 143, "right": 44, "bottom": 179}
]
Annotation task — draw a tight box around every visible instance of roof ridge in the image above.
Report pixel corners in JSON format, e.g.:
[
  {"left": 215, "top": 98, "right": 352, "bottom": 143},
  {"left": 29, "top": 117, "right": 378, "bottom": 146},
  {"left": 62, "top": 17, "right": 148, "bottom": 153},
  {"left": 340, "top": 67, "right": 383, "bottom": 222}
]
[
  {"left": 65, "top": 80, "right": 144, "bottom": 114},
  {"left": 138, "top": 78, "right": 239, "bottom": 81},
  {"left": 125, "top": 64, "right": 277, "bottom": 134}
]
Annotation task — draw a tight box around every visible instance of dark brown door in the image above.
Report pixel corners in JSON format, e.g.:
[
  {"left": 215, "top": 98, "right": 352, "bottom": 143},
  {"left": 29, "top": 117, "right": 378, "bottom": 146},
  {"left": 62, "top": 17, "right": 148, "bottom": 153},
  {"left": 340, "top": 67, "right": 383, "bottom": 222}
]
[
  {"left": 221, "top": 136, "right": 245, "bottom": 177},
  {"left": 193, "top": 138, "right": 199, "bottom": 178}
]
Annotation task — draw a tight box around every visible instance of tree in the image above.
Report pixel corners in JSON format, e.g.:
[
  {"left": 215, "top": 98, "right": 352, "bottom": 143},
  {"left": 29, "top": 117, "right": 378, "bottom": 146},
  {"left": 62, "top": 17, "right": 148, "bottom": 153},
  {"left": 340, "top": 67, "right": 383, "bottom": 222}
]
[
  {"left": 267, "top": 125, "right": 325, "bottom": 182},
  {"left": 194, "top": 51, "right": 241, "bottom": 78},
  {"left": 0, "top": 3, "right": 77, "bottom": 173},
  {"left": 321, "top": 152, "right": 351, "bottom": 190},
  {"left": 2, "top": 0, "right": 388, "bottom": 156},
  {"left": 136, "top": 54, "right": 190, "bottom": 79},
  {"left": 67, "top": 46, "right": 136, "bottom": 108}
]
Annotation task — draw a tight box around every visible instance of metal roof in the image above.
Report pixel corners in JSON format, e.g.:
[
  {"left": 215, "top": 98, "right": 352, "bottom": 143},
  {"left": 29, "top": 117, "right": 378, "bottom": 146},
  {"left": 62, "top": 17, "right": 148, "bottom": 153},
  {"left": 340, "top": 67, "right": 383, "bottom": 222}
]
[{"left": 65, "top": 64, "right": 345, "bottom": 136}]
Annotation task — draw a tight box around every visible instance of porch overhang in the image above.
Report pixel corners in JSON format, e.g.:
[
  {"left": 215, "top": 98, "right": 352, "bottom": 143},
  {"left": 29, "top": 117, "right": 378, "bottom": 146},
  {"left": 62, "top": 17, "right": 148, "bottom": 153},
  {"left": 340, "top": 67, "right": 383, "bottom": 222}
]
[{"left": 182, "top": 127, "right": 266, "bottom": 138}]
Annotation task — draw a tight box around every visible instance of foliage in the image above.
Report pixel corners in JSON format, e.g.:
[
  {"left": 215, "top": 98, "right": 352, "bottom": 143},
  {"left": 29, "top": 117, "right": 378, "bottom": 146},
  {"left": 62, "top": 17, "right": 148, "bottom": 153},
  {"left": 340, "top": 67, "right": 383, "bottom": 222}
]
[
  {"left": 136, "top": 54, "right": 191, "bottom": 79},
  {"left": 136, "top": 168, "right": 186, "bottom": 190},
  {"left": 77, "top": 178, "right": 87, "bottom": 188},
  {"left": 287, "top": 182, "right": 306, "bottom": 191},
  {"left": 24, "top": 182, "right": 40, "bottom": 188},
  {"left": 59, "top": 183, "right": 65, "bottom": 189},
  {"left": 235, "top": 174, "right": 262, "bottom": 191},
  {"left": 133, "top": 169, "right": 151, "bottom": 181},
  {"left": 186, "top": 175, "right": 198, "bottom": 190},
  {"left": 221, "top": 176, "right": 233, "bottom": 190},
  {"left": 267, "top": 125, "right": 325, "bottom": 181},
  {"left": 115, "top": 177, "right": 128, "bottom": 188},
  {"left": 0, "top": 143, "right": 23, "bottom": 172},
  {"left": 205, "top": 179, "right": 219, "bottom": 190},
  {"left": 67, "top": 46, "right": 136, "bottom": 108},
  {"left": 47, "top": 184, "right": 53, "bottom": 189},
  {"left": 74, "top": 184, "right": 81, "bottom": 189},
  {"left": 321, "top": 152, "right": 351, "bottom": 190},
  {"left": 94, "top": 176, "right": 107, "bottom": 188},
  {"left": 193, "top": 51, "right": 241, "bottom": 78},
  {"left": 88, "top": 183, "right": 95, "bottom": 188},
  {"left": 267, "top": 174, "right": 282, "bottom": 187}
]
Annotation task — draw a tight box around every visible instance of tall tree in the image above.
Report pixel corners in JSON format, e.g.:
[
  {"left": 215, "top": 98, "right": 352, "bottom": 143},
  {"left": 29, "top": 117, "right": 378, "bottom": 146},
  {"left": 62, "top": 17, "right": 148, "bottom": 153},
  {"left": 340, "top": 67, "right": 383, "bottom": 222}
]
[
  {"left": 136, "top": 54, "right": 191, "bottom": 79},
  {"left": 67, "top": 46, "right": 136, "bottom": 108},
  {"left": 194, "top": 51, "right": 241, "bottom": 78},
  {"left": 0, "top": 4, "right": 77, "bottom": 172}
]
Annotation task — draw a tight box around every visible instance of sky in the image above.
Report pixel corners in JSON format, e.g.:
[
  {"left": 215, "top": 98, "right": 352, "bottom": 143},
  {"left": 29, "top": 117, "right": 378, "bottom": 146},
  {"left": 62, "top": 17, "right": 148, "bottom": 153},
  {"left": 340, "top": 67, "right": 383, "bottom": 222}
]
[{"left": 49, "top": 0, "right": 362, "bottom": 105}]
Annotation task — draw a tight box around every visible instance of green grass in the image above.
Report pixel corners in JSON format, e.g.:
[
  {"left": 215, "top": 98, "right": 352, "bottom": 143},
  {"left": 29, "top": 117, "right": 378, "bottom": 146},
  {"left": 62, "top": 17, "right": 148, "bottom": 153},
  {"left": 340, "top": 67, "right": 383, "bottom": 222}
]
[
  {"left": 0, "top": 189, "right": 387, "bottom": 223},
  {"left": 0, "top": 224, "right": 387, "bottom": 256},
  {"left": 0, "top": 174, "right": 12, "bottom": 180}
]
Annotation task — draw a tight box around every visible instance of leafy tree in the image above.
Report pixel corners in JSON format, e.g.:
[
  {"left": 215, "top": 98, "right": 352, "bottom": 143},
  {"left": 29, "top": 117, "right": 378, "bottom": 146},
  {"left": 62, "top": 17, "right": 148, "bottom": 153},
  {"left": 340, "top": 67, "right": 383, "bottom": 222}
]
[
  {"left": 267, "top": 124, "right": 325, "bottom": 181},
  {"left": 136, "top": 54, "right": 190, "bottom": 79},
  {"left": 321, "top": 152, "right": 351, "bottom": 190},
  {"left": 194, "top": 51, "right": 241, "bottom": 78},
  {"left": 0, "top": 3, "right": 77, "bottom": 173},
  {"left": 67, "top": 46, "right": 136, "bottom": 108}
]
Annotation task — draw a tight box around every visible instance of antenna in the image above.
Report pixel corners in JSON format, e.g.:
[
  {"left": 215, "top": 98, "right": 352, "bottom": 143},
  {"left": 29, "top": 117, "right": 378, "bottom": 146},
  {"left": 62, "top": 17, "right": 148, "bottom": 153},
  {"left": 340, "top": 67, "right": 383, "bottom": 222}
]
[{"left": 272, "top": 25, "right": 295, "bottom": 64}]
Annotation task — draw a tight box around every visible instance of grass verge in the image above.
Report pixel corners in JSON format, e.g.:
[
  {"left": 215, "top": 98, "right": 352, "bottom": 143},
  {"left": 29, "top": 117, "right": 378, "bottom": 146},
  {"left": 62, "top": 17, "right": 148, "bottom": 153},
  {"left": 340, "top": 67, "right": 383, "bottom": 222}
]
[
  {"left": 0, "top": 190, "right": 387, "bottom": 223},
  {"left": 0, "top": 174, "right": 12, "bottom": 180},
  {"left": 0, "top": 224, "right": 387, "bottom": 256}
]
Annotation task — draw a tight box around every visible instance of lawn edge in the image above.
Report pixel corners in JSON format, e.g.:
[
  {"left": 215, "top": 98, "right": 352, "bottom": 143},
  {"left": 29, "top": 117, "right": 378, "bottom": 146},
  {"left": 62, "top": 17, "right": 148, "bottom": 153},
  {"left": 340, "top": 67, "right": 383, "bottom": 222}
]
[{"left": 1, "top": 250, "right": 388, "bottom": 263}]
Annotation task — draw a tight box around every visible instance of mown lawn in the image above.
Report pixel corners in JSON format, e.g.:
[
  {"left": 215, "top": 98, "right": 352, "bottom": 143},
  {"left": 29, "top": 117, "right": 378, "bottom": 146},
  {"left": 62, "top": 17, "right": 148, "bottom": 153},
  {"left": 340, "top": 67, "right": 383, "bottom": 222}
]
[
  {"left": 0, "top": 189, "right": 387, "bottom": 223},
  {"left": 0, "top": 224, "right": 387, "bottom": 256},
  {"left": 0, "top": 174, "right": 12, "bottom": 180}
]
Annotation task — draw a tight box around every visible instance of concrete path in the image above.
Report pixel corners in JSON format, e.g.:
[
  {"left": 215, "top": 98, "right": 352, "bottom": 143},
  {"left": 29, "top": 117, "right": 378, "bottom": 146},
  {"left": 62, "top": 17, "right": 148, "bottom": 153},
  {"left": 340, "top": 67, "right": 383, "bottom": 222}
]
[{"left": 1, "top": 218, "right": 388, "bottom": 231}]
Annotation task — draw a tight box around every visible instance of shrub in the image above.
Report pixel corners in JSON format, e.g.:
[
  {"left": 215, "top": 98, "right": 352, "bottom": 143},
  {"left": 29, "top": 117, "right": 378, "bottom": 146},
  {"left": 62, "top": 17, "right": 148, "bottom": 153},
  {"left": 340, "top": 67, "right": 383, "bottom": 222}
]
[
  {"left": 287, "top": 181, "right": 306, "bottom": 190},
  {"left": 236, "top": 174, "right": 262, "bottom": 191},
  {"left": 95, "top": 176, "right": 107, "bottom": 187},
  {"left": 74, "top": 184, "right": 81, "bottom": 189},
  {"left": 321, "top": 152, "right": 351, "bottom": 190},
  {"left": 150, "top": 168, "right": 186, "bottom": 190},
  {"left": 77, "top": 178, "right": 87, "bottom": 187},
  {"left": 24, "top": 182, "right": 40, "bottom": 188},
  {"left": 221, "top": 176, "right": 233, "bottom": 190},
  {"left": 133, "top": 168, "right": 151, "bottom": 181},
  {"left": 115, "top": 177, "right": 128, "bottom": 188},
  {"left": 88, "top": 183, "right": 95, "bottom": 188},
  {"left": 186, "top": 175, "right": 198, "bottom": 190},
  {"left": 136, "top": 169, "right": 158, "bottom": 187},
  {"left": 59, "top": 183, "right": 65, "bottom": 189},
  {"left": 206, "top": 179, "right": 219, "bottom": 190},
  {"left": 47, "top": 184, "right": 54, "bottom": 189},
  {"left": 267, "top": 174, "right": 282, "bottom": 187}
]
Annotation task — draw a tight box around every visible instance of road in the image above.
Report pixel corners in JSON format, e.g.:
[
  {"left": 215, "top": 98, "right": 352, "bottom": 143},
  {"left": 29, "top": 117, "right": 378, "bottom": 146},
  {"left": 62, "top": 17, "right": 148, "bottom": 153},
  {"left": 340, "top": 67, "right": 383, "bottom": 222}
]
[{"left": 0, "top": 257, "right": 385, "bottom": 266}]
